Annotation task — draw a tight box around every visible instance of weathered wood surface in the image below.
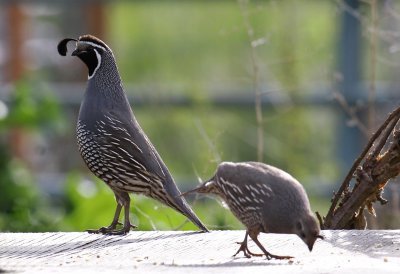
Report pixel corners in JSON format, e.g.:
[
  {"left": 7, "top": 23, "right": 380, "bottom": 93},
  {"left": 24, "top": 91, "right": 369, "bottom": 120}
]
[{"left": 0, "top": 230, "right": 399, "bottom": 274}]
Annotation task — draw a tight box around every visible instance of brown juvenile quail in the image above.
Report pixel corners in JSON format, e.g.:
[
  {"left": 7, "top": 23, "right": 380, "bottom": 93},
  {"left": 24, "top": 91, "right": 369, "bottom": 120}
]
[{"left": 181, "top": 161, "right": 323, "bottom": 259}]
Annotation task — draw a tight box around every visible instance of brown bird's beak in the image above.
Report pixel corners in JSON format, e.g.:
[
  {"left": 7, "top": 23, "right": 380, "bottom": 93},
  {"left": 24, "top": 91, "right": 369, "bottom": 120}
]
[
  {"left": 178, "top": 180, "right": 213, "bottom": 197},
  {"left": 178, "top": 186, "right": 203, "bottom": 197},
  {"left": 307, "top": 239, "right": 316, "bottom": 252},
  {"left": 308, "top": 234, "right": 324, "bottom": 252}
]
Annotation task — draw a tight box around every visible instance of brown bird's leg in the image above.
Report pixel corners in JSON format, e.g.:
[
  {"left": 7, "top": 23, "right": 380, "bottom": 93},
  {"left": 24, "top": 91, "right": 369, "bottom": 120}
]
[
  {"left": 248, "top": 230, "right": 293, "bottom": 260},
  {"left": 106, "top": 192, "right": 136, "bottom": 235},
  {"left": 233, "top": 231, "right": 263, "bottom": 258}
]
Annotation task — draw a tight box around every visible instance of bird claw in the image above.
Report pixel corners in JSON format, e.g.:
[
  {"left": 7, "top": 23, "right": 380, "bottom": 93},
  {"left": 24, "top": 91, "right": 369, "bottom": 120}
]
[
  {"left": 105, "top": 223, "right": 137, "bottom": 235},
  {"left": 233, "top": 241, "right": 263, "bottom": 258},
  {"left": 105, "top": 229, "right": 129, "bottom": 236},
  {"left": 86, "top": 222, "right": 137, "bottom": 235},
  {"left": 233, "top": 241, "right": 293, "bottom": 260},
  {"left": 265, "top": 254, "right": 294, "bottom": 260},
  {"left": 86, "top": 227, "right": 111, "bottom": 234}
]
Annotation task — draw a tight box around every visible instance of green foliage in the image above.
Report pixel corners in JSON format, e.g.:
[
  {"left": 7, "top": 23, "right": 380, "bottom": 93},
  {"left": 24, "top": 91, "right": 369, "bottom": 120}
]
[
  {"left": 0, "top": 155, "right": 59, "bottom": 232},
  {"left": 61, "top": 173, "right": 242, "bottom": 231},
  {"left": 109, "top": 1, "right": 335, "bottom": 92},
  {"left": 0, "top": 80, "right": 60, "bottom": 129},
  {"left": 108, "top": 0, "right": 338, "bottom": 199},
  {"left": 57, "top": 0, "right": 336, "bottom": 231},
  {"left": 0, "top": 80, "right": 62, "bottom": 232},
  {"left": 1, "top": 1, "right": 338, "bottom": 232}
]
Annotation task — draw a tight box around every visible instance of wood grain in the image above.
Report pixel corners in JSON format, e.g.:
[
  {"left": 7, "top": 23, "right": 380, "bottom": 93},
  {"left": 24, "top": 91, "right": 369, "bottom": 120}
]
[{"left": 0, "top": 230, "right": 399, "bottom": 273}]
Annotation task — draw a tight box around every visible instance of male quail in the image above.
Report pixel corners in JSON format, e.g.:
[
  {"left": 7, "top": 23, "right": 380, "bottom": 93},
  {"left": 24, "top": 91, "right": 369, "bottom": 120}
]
[
  {"left": 57, "top": 35, "right": 208, "bottom": 234},
  {"left": 181, "top": 161, "right": 323, "bottom": 259}
]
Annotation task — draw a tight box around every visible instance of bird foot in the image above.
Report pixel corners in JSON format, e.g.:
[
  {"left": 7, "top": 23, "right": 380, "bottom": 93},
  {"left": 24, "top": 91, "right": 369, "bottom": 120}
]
[
  {"left": 86, "top": 222, "right": 137, "bottom": 235},
  {"left": 264, "top": 253, "right": 293, "bottom": 260},
  {"left": 233, "top": 241, "right": 293, "bottom": 260},
  {"left": 233, "top": 241, "right": 263, "bottom": 258}
]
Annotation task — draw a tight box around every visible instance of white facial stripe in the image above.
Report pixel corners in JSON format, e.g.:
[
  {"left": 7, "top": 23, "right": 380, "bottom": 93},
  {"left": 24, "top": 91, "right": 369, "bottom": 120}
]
[
  {"left": 80, "top": 41, "right": 107, "bottom": 52},
  {"left": 88, "top": 48, "right": 101, "bottom": 80}
]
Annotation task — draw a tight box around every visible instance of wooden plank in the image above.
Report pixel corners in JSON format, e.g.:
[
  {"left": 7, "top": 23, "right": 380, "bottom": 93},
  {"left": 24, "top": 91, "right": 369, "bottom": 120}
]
[{"left": 0, "top": 230, "right": 399, "bottom": 273}]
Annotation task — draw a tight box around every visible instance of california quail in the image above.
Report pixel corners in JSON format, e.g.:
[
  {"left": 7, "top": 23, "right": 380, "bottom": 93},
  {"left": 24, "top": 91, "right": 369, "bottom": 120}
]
[
  {"left": 57, "top": 35, "right": 208, "bottom": 234},
  {"left": 181, "top": 161, "right": 323, "bottom": 259}
]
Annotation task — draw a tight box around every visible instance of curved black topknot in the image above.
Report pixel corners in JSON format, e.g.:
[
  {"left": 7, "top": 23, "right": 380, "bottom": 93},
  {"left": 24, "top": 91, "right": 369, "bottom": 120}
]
[
  {"left": 57, "top": 38, "right": 78, "bottom": 56},
  {"left": 78, "top": 34, "right": 110, "bottom": 51}
]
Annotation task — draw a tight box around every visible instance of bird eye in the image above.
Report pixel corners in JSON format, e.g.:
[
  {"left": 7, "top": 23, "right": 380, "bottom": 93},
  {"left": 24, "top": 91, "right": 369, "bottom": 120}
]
[{"left": 300, "top": 233, "right": 306, "bottom": 238}]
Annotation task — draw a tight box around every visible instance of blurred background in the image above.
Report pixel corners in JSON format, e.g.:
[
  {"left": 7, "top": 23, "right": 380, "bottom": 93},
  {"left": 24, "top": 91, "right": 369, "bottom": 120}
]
[{"left": 0, "top": 0, "right": 399, "bottom": 232}]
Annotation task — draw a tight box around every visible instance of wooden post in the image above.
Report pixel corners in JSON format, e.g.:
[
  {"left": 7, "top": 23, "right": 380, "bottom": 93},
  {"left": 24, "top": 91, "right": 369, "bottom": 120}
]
[
  {"left": 7, "top": 3, "right": 25, "bottom": 82},
  {"left": 86, "top": 2, "right": 106, "bottom": 39},
  {"left": 6, "top": 3, "right": 27, "bottom": 161}
]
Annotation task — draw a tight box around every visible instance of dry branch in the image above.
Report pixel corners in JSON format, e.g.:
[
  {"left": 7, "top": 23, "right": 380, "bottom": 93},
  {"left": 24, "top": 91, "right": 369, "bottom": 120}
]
[{"left": 319, "top": 106, "right": 400, "bottom": 229}]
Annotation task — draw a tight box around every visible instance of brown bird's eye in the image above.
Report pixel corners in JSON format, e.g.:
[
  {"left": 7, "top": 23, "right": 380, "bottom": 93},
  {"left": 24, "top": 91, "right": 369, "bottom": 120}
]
[{"left": 300, "top": 233, "right": 306, "bottom": 238}]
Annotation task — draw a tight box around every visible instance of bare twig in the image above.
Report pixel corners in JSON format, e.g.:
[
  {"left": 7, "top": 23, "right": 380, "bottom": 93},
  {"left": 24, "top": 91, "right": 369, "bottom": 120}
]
[
  {"left": 332, "top": 89, "right": 369, "bottom": 137},
  {"left": 134, "top": 205, "right": 157, "bottom": 231},
  {"left": 369, "top": 114, "right": 398, "bottom": 160},
  {"left": 330, "top": 130, "right": 400, "bottom": 229},
  {"left": 238, "top": 0, "right": 264, "bottom": 162},
  {"left": 194, "top": 119, "right": 221, "bottom": 164},
  {"left": 323, "top": 106, "right": 400, "bottom": 228}
]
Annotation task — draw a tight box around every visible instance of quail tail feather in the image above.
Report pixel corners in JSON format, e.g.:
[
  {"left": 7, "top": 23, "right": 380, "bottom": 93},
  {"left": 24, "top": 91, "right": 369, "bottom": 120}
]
[{"left": 162, "top": 179, "right": 208, "bottom": 232}]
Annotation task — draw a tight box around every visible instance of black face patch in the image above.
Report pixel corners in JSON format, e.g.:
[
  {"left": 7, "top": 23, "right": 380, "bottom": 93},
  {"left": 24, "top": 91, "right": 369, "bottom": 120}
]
[{"left": 76, "top": 49, "right": 99, "bottom": 77}]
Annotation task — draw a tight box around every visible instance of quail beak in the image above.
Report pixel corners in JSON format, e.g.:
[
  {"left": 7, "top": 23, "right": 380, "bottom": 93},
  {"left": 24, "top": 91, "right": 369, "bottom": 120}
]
[
  {"left": 71, "top": 49, "right": 79, "bottom": 56},
  {"left": 178, "top": 180, "right": 212, "bottom": 197},
  {"left": 71, "top": 42, "right": 90, "bottom": 57},
  {"left": 71, "top": 48, "right": 86, "bottom": 56},
  {"left": 307, "top": 240, "right": 316, "bottom": 252},
  {"left": 307, "top": 234, "right": 324, "bottom": 252},
  {"left": 178, "top": 186, "right": 203, "bottom": 197}
]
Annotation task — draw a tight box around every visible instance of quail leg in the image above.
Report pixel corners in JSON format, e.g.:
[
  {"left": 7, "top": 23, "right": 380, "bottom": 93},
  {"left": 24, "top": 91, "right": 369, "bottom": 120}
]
[
  {"left": 105, "top": 203, "right": 136, "bottom": 235},
  {"left": 87, "top": 197, "right": 137, "bottom": 235},
  {"left": 87, "top": 204, "right": 124, "bottom": 234},
  {"left": 249, "top": 231, "right": 293, "bottom": 260},
  {"left": 233, "top": 231, "right": 263, "bottom": 258}
]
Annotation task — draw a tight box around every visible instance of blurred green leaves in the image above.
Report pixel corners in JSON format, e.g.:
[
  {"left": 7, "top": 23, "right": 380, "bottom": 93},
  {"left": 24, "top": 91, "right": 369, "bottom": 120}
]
[
  {"left": 0, "top": 1, "right": 339, "bottom": 232},
  {"left": 0, "top": 79, "right": 61, "bottom": 232},
  {"left": 0, "top": 80, "right": 60, "bottom": 129},
  {"left": 0, "top": 160, "right": 58, "bottom": 232},
  {"left": 62, "top": 172, "right": 242, "bottom": 231}
]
